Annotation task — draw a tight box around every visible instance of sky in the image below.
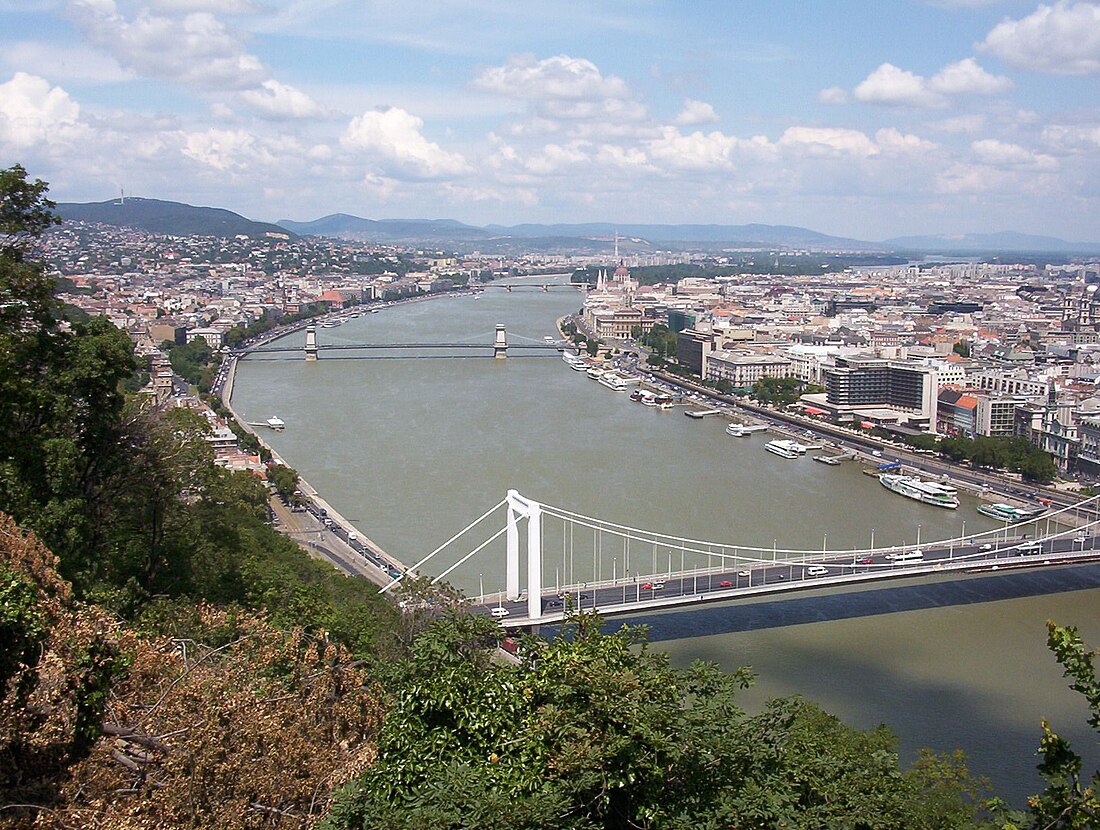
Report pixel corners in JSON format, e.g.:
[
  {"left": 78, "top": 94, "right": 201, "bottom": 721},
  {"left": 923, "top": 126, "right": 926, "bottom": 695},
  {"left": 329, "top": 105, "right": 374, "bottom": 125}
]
[{"left": 1, "top": 1, "right": 1099, "bottom": 241}]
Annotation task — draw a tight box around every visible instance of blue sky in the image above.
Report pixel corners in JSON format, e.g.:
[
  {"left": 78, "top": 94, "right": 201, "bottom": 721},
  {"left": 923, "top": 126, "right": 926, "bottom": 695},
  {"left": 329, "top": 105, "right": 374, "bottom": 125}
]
[{"left": 1, "top": 0, "right": 1099, "bottom": 240}]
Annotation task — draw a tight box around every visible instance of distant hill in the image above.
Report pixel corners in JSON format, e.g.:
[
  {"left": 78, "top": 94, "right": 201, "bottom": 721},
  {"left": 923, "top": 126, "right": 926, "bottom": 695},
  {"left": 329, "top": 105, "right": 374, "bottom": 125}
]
[
  {"left": 885, "top": 231, "right": 1100, "bottom": 255},
  {"left": 279, "top": 215, "right": 882, "bottom": 251},
  {"left": 483, "top": 221, "right": 879, "bottom": 250},
  {"left": 278, "top": 214, "right": 492, "bottom": 241},
  {"left": 57, "top": 198, "right": 295, "bottom": 239}
]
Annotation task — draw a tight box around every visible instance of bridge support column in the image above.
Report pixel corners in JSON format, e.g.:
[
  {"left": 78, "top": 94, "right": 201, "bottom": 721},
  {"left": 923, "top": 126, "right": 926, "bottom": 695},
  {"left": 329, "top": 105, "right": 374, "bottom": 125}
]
[
  {"left": 493, "top": 324, "right": 507, "bottom": 359},
  {"left": 506, "top": 490, "right": 544, "bottom": 621},
  {"left": 304, "top": 325, "right": 318, "bottom": 361}
]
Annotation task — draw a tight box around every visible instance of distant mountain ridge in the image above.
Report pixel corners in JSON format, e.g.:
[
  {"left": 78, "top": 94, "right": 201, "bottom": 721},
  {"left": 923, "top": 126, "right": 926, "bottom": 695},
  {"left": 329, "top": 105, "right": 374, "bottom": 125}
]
[
  {"left": 278, "top": 215, "right": 882, "bottom": 251},
  {"left": 58, "top": 198, "right": 295, "bottom": 239},
  {"left": 52, "top": 198, "right": 1100, "bottom": 254},
  {"left": 884, "top": 231, "right": 1100, "bottom": 254}
]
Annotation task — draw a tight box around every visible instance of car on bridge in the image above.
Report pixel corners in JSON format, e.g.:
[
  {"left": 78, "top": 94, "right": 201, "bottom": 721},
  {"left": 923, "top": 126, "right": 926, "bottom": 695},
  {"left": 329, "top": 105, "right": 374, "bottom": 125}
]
[
  {"left": 490, "top": 607, "right": 510, "bottom": 618},
  {"left": 856, "top": 556, "right": 874, "bottom": 565},
  {"left": 806, "top": 565, "right": 829, "bottom": 576},
  {"left": 641, "top": 582, "right": 665, "bottom": 590},
  {"left": 718, "top": 580, "right": 733, "bottom": 588}
]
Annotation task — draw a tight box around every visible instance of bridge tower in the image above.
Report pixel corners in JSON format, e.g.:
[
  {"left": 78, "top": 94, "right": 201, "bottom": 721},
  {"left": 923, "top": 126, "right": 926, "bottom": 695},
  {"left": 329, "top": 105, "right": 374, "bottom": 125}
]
[
  {"left": 506, "top": 490, "right": 543, "bottom": 621},
  {"left": 493, "top": 324, "right": 508, "bottom": 359},
  {"left": 304, "top": 325, "right": 318, "bottom": 361}
]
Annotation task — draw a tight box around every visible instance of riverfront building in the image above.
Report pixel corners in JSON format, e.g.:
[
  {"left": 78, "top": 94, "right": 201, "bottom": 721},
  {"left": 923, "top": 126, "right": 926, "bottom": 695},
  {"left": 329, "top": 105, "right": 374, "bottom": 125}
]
[{"left": 809, "top": 356, "right": 940, "bottom": 429}]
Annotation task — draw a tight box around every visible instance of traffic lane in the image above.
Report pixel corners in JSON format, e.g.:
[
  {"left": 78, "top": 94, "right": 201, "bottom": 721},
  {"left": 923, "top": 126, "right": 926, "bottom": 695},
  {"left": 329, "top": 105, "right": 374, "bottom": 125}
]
[{"left": 478, "top": 536, "right": 1100, "bottom": 619}]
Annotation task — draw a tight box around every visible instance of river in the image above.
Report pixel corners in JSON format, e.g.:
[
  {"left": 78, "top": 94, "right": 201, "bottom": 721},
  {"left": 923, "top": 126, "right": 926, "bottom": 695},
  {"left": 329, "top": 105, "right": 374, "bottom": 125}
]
[{"left": 231, "top": 280, "right": 1100, "bottom": 804}]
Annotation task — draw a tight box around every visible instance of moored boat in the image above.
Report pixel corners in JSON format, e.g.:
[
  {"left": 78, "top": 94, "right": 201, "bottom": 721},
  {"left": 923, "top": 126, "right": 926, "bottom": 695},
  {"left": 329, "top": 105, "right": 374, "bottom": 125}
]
[
  {"left": 764, "top": 439, "right": 805, "bottom": 459},
  {"left": 879, "top": 473, "right": 959, "bottom": 509},
  {"left": 977, "top": 502, "right": 1046, "bottom": 522}
]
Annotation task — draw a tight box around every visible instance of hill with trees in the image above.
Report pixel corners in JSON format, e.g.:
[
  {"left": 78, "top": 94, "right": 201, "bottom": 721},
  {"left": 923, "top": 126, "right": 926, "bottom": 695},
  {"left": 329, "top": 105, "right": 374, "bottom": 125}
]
[{"left": 57, "top": 197, "right": 295, "bottom": 239}]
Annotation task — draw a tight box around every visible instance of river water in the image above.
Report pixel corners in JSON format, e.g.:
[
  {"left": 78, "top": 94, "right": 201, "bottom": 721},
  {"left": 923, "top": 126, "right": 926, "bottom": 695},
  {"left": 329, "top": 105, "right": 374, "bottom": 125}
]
[{"left": 232, "top": 280, "right": 1100, "bottom": 804}]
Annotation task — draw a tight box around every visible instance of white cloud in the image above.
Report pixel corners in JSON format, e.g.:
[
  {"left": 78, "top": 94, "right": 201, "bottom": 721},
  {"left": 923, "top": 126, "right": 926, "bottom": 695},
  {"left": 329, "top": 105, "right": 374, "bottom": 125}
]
[
  {"left": 68, "top": 0, "right": 269, "bottom": 90},
  {"left": 2, "top": 41, "right": 132, "bottom": 83},
  {"left": 148, "top": 0, "right": 256, "bottom": 13},
  {"left": 645, "top": 126, "right": 742, "bottom": 170},
  {"left": 971, "top": 138, "right": 1058, "bottom": 169},
  {"left": 0, "top": 72, "right": 83, "bottom": 148},
  {"left": 181, "top": 127, "right": 271, "bottom": 171},
  {"left": 341, "top": 107, "right": 470, "bottom": 179},
  {"left": 238, "top": 80, "right": 327, "bottom": 120},
  {"left": 852, "top": 59, "right": 1011, "bottom": 108},
  {"left": 854, "top": 63, "right": 945, "bottom": 108},
  {"left": 778, "top": 126, "right": 880, "bottom": 157},
  {"left": 674, "top": 98, "right": 719, "bottom": 125},
  {"left": 981, "top": 2, "right": 1100, "bottom": 74},
  {"left": 473, "top": 53, "right": 646, "bottom": 124},
  {"left": 523, "top": 141, "right": 592, "bottom": 175},
  {"left": 817, "top": 86, "right": 849, "bottom": 105},
  {"left": 474, "top": 53, "right": 632, "bottom": 100},
  {"left": 875, "top": 127, "right": 938, "bottom": 155},
  {"left": 1042, "top": 123, "right": 1100, "bottom": 152},
  {"left": 930, "top": 114, "right": 986, "bottom": 133},
  {"left": 929, "top": 58, "right": 1013, "bottom": 95}
]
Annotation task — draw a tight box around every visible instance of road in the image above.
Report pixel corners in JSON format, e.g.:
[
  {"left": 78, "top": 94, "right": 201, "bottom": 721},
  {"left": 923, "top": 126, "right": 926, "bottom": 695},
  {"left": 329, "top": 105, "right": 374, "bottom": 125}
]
[
  {"left": 269, "top": 493, "right": 397, "bottom": 588},
  {"left": 477, "top": 528, "right": 1100, "bottom": 624}
]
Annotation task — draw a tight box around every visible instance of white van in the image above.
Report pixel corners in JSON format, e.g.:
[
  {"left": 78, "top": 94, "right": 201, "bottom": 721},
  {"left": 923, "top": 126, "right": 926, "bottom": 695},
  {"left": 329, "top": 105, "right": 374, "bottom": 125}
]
[
  {"left": 347, "top": 531, "right": 358, "bottom": 544},
  {"left": 886, "top": 549, "right": 924, "bottom": 562},
  {"left": 490, "top": 607, "right": 510, "bottom": 618},
  {"left": 806, "top": 565, "right": 829, "bottom": 576}
]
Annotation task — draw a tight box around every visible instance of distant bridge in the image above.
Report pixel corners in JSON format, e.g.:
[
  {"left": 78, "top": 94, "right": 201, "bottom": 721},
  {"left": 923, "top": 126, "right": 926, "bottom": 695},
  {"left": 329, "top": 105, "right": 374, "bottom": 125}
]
[
  {"left": 241, "top": 326, "right": 576, "bottom": 361},
  {"left": 383, "top": 490, "right": 1100, "bottom": 628}
]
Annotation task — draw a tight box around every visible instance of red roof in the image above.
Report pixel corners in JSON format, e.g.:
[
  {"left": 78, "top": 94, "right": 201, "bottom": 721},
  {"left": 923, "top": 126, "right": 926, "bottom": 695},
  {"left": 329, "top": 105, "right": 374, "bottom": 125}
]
[{"left": 803, "top": 406, "right": 828, "bottom": 416}]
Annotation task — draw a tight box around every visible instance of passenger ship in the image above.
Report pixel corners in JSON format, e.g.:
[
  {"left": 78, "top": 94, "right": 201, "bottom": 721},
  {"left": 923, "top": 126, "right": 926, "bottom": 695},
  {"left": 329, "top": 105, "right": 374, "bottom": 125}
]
[
  {"left": 879, "top": 473, "right": 959, "bottom": 509},
  {"left": 764, "top": 439, "right": 807, "bottom": 459},
  {"left": 976, "top": 502, "right": 1046, "bottom": 522}
]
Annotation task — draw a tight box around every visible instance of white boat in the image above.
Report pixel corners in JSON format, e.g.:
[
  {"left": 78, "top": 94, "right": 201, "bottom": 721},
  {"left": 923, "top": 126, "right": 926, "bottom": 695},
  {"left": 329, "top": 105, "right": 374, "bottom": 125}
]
[
  {"left": 726, "top": 423, "right": 768, "bottom": 437},
  {"left": 764, "top": 439, "right": 805, "bottom": 459},
  {"left": 562, "top": 353, "right": 586, "bottom": 369},
  {"left": 586, "top": 366, "right": 607, "bottom": 380},
  {"left": 977, "top": 502, "right": 1046, "bottom": 522},
  {"left": 598, "top": 373, "right": 629, "bottom": 391},
  {"left": 879, "top": 474, "right": 959, "bottom": 509},
  {"left": 265, "top": 416, "right": 285, "bottom": 430},
  {"left": 640, "top": 392, "right": 658, "bottom": 406}
]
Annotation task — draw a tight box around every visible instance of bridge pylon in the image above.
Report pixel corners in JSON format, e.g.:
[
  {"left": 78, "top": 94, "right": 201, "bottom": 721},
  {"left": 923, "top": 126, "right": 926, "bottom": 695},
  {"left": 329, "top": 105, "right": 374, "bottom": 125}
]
[
  {"left": 304, "top": 325, "right": 318, "bottom": 361},
  {"left": 506, "top": 490, "right": 543, "bottom": 621},
  {"left": 494, "top": 324, "right": 507, "bottom": 359}
]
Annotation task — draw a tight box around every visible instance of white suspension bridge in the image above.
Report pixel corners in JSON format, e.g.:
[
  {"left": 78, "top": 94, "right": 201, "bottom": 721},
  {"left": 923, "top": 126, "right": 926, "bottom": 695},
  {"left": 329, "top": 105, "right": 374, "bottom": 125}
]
[{"left": 382, "top": 490, "right": 1100, "bottom": 628}]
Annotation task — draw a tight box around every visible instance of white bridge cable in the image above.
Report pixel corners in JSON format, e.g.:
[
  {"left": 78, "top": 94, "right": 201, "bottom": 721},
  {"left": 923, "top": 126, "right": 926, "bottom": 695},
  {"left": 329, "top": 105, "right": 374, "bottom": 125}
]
[
  {"left": 380, "top": 498, "right": 506, "bottom": 593},
  {"left": 539, "top": 493, "right": 1100, "bottom": 561},
  {"left": 431, "top": 525, "right": 509, "bottom": 585}
]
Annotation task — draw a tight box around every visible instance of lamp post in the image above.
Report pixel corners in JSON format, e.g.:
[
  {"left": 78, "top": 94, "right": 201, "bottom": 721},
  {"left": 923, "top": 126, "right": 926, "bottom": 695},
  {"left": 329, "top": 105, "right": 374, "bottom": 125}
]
[{"left": 479, "top": 573, "right": 484, "bottom": 603}]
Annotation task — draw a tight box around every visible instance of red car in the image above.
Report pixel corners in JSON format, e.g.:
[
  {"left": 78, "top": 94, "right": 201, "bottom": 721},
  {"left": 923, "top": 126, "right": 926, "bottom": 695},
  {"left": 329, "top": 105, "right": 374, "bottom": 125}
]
[
  {"left": 856, "top": 556, "right": 874, "bottom": 565},
  {"left": 718, "top": 580, "right": 733, "bottom": 588}
]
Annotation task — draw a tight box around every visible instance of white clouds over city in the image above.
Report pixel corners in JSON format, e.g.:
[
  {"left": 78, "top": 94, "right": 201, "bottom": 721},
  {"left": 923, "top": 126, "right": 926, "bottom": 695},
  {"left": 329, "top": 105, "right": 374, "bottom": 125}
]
[{"left": 0, "top": 1, "right": 1096, "bottom": 238}]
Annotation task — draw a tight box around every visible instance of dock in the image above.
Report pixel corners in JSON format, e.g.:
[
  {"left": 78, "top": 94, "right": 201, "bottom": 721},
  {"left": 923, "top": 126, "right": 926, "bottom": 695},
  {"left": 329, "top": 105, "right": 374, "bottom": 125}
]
[{"left": 685, "top": 408, "right": 722, "bottom": 419}]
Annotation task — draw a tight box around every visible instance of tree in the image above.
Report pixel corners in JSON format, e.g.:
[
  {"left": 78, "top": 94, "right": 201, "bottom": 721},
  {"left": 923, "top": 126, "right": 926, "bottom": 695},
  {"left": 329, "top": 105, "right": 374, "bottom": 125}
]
[
  {"left": 326, "top": 610, "right": 991, "bottom": 830},
  {"left": 267, "top": 463, "right": 300, "bottom": 502}
]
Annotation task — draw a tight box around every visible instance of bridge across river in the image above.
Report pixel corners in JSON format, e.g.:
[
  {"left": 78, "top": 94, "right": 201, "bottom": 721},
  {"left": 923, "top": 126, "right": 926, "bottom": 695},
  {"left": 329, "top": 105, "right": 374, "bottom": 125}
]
[
  {"left": 384, "top": 490, "right": 1100, "bottom": 628},
  {"left": 242, "top": 325, "right": 573, "bottom": 360}
]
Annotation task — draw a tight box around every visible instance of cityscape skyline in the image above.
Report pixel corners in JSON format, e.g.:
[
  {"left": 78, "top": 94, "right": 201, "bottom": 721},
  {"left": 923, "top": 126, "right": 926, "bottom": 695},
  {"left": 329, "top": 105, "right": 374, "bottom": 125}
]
[{"left": 2, "top": 1, "right": 1099, "bottom": 240}]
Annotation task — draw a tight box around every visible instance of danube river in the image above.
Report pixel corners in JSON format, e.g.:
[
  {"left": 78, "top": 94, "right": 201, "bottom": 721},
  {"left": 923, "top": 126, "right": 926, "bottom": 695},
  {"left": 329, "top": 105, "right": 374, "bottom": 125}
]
[{"left": 232, "top": 280, "right": 1100, "bottom": 803}]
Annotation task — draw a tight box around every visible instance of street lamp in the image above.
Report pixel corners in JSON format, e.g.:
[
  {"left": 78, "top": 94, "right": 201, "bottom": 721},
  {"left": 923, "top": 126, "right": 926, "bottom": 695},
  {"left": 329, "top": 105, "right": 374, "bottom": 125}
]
[{"left": 479, "top": 573, "right": 484, "bottom": 603}]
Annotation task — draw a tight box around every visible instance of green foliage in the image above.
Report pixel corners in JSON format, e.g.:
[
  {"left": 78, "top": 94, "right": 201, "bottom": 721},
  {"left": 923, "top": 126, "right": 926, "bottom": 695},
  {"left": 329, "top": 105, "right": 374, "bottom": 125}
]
[
  {"left": 163, "top": 337, "right": 216, "bottom": 387},
  {"left": 954, "top": 341, "right": 972, "bottom": 358},
  {"left": 267, "top": 462, "right": 300, "bottom": 502},
  {"left": 752, "top": 375, "right": 805, "bottom": 407},
  {"left": 639, "top": 323, "right": 677, "bottom": 359},
  {"left": 327, "top": 611, "right": 990, "bottom": 830},
  {"left": 927, "top": 435, "right": 1057, "bottom": 483},
  {"left": 1023, "top": 622, "right": 1100, "bottom": 829},
  {"left": 0, "top": 560, "right": 45, "bottom": 690}
]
